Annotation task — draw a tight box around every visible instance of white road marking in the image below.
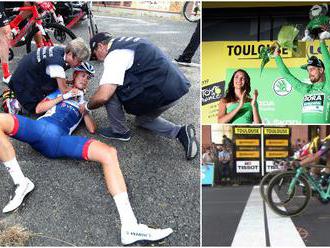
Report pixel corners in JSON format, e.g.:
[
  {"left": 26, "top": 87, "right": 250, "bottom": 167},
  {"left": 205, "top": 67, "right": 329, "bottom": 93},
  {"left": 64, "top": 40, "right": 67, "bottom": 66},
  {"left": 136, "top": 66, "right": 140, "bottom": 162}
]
[
  {"left": 232, "top": 186, "right": 266, "bottom": 246},
  {"left": 232, "top": 186, "right": 305, "bottom": 247},
  {"left": 266, "top": 187, "right": 305, "bottom": 247},
  {"left": 94, "top": 15, "right": 153, "bottom": 24}
]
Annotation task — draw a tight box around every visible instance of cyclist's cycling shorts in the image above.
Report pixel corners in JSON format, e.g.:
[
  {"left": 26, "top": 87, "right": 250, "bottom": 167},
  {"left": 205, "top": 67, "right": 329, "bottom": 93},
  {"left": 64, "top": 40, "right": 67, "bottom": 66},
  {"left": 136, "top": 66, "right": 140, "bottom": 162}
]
[
  {"left": 0, "top": 2, "right": 9, "bottom": 27},
  {"left": 10, "top": 114, "right": 94, "bottom": 160}
]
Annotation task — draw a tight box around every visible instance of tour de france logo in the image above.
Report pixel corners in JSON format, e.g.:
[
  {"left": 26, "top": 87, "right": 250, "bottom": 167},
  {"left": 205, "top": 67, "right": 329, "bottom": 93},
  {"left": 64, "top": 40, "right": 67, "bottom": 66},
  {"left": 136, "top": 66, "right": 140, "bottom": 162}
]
[
  {"left": 202, "top": 81, "right": 225, "bottom": 105},
  {"left": 272, "top": 77, "right": 292, "bottom": 96}
]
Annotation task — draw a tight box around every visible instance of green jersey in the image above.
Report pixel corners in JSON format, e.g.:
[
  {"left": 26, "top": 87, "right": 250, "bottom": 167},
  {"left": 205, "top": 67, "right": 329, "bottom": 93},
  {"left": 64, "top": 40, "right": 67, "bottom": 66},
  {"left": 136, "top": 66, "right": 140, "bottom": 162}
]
[
  {"left": 226, "top": 102, "right": 255, "bottom": 124},
  {"left": 275, "top": 41, "right": 330, "bottom": 123}
]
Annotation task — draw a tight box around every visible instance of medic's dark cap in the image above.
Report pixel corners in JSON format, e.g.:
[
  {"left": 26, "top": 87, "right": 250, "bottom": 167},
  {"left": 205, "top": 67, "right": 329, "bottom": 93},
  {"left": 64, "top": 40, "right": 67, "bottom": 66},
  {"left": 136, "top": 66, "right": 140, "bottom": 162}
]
[{"left": 89, "top": 32, "right": 112, "bottom": 60}]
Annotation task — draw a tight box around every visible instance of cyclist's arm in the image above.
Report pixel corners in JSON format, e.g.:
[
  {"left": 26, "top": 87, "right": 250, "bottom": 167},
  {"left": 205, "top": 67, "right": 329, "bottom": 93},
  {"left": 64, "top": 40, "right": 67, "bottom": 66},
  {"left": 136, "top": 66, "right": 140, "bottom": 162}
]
[
  {"left": 299, "top": 153, "right": 318, "bottom": 166},
  {"left": 35, "top": 88, "right": 79, "bottom": 114},
  {"left": 320, "top": 40, "right": 330, "bottom": 92},
  {"left": 274, "top": 55, "right": 310, "bottom": 94},
  {"left": 300, "top": 141, "right": 330, "bottom": 166},
  {"left": 35, "top": 91, "right": 63, "bottom": 114},
  {"left": 83, "top": 112, "right": 96, "bottom": 134}
]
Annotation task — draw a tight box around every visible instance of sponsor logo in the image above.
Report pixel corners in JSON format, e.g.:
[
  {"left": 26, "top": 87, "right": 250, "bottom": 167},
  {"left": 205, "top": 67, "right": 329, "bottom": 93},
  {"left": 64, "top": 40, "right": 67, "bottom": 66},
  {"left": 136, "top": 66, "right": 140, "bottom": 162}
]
[
  {"left": 236, "top": 161, "right": 260, "bottom": 173},
  {"left": 234, "top": 127, "right": 261, "bottom": 135},
  {"left": 303, "top": 94, "right": 324, "bottom": 104},
  {"left": 128, "top": 232, "right": 151, "bottom": 238},
  {"left": 202, "top": 81, "right": 225, "bottom": 105},
  {"left": 264, "top": 128, "right": 290, "bottom": 135},
  {"left": 272, "top": 78, "right": 292, "bottom": 96}
]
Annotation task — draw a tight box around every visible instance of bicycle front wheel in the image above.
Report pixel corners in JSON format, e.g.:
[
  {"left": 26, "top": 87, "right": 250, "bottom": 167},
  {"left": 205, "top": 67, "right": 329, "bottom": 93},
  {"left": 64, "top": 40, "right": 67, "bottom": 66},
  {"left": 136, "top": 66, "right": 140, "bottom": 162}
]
[
  {"left": 259, "top": 170, "right": 281, "bottom": 203},
  {"left": 26, "top": 23, "right": 77, "bottom": 53},
  {"left": 267, "top": 171, "right": 311, "bottom": 217},
  {"left": 183, "top": 1, "right": 200, "bottom": 22}
]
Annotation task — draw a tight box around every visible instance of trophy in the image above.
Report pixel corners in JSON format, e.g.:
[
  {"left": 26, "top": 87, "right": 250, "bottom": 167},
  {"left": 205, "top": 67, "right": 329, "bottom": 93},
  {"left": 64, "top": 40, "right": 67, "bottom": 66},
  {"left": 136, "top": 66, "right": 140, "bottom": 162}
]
[{"left": 259, "top": 25, "right": 299, "bottom": 74}]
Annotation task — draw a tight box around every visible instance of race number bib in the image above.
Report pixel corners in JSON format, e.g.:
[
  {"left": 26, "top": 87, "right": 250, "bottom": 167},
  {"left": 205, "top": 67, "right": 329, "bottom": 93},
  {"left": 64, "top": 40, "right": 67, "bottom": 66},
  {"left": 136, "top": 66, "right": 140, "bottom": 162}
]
[{"left": 302, "top": 93, "right": 324, "bottom": 113}]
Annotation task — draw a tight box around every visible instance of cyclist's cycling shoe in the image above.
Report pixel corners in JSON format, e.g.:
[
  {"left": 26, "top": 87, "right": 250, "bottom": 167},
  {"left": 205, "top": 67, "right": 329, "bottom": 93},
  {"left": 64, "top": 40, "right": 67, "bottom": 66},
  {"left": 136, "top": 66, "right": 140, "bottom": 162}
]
[
  {"left": 2, "top": 74, "right": 12, "bottom": 85},
  {"left": 121, "top": 223, "right": 173, "bottom": 245},
  {"left": 3, "top": 177, "right": 35, "bottom": 213}
]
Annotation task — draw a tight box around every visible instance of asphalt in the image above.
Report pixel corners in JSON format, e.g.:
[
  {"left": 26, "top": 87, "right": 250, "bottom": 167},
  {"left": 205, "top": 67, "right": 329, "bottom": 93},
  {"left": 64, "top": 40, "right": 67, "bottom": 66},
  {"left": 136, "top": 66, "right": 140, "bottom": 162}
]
[
  {"left": 202, "top": 186, "right": 250, "bottom": 246},
  {"left": 0, "top": 10, "right": 200, "bottom": 246},
  {"left": 202, "top": 185, "right": 330, "bottom": 246}
]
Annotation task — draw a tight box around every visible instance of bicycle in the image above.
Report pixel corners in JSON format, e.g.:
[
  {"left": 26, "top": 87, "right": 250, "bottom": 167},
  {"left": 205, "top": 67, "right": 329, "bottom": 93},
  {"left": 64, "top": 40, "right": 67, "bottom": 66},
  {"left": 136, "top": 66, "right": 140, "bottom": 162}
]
[
  {"left": 6, "top": 4, "right": 76, "bottom": 61},
  {"left": 46, "top": 1, "right": 98, "bottom": 39},
  {"left": 266, "top": 164, "right": 330, "bottom": 217},
  {"left": 182, "top": 1, "right": 200, "bottom": 23}
]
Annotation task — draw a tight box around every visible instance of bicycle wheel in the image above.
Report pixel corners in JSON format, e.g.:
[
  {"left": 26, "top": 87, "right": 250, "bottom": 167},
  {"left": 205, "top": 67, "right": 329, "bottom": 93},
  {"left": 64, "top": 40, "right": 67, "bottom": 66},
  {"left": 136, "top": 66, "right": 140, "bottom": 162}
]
[
  {"left": 267, "top": 171, "right": 311, "bottom": 217},
  {"left": 259, "top": 170, "right": 281, "bottom": 203},
  {"left": 88, "top": 13, "right": 98, "bottom": 37},
  {"left": 183, "top": 1, "right": 200, "bottom": 22},
  {"left": 25, "top": 23, "right": 77, "bottom": 53}
]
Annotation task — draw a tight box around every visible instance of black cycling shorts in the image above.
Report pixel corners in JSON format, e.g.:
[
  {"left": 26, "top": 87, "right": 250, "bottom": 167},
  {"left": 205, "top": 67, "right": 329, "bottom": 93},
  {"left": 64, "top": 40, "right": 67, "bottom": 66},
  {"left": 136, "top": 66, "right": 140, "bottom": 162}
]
[{"left": 0, "top": 2, "right": 9, "bottom": 28}]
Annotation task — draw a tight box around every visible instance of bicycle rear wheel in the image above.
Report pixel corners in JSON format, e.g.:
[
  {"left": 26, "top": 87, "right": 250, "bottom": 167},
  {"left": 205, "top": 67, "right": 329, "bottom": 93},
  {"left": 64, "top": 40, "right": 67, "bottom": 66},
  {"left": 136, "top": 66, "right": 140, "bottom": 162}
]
[
  {"left": 183, "top": 1, "right": 200, "bottom": 22},
  {"left": 25, "top": 23, "right": 77, "bottom": 53},
  {"left": 267, "top": 171, "right": 311, "bottom": 217}
]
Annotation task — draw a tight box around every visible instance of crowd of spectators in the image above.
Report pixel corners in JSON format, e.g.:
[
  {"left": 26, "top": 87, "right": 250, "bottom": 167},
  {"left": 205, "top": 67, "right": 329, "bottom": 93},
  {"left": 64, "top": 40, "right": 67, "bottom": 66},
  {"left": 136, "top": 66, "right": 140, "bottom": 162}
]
[{"left": 202, "top": 135, "right": 234, "bottom": 185}]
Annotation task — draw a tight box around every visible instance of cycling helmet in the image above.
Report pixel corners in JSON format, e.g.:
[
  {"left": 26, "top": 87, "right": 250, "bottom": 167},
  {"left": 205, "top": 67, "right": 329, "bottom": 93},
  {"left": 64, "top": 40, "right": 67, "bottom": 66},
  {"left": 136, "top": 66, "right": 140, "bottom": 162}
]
[{"left": 74, "top": 62, "right": 95, "bottom": 76}]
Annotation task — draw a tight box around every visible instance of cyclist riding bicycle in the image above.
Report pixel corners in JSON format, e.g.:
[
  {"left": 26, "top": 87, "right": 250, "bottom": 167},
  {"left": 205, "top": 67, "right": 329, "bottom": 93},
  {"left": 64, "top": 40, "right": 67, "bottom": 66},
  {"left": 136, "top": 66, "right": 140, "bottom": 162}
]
[
  {"left": 0, "top": 61, "right": 173, "bottom": 245},
  {"left": 295, "top": 135, "right": 330, "bottom": 183}
]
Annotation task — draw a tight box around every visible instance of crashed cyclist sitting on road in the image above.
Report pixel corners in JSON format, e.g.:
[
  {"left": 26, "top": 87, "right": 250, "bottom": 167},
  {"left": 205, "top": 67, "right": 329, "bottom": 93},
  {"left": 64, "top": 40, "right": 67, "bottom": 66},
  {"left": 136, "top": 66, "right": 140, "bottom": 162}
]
[
  {"left": 7, "top": 38, "right": 90, "bottom": 114},
  {"left": 81, "top": 32, "right": 198, "bottom": 160},
  {"left": 274, "top": 38, "right": 330, "bottom": 123},
  {"left": 0, "top": 62, "right": 173, "bottom": 245}
]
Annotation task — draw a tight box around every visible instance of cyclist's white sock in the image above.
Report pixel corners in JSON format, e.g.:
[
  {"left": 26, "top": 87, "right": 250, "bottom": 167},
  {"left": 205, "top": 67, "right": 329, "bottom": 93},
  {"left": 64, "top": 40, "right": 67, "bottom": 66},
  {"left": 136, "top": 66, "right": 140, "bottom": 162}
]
[
  {"left": 113, "top": 192, "right": 137, "bottom": 226},
  {"left": 3, "top": 158, "right": 26, "bottom": 185}
]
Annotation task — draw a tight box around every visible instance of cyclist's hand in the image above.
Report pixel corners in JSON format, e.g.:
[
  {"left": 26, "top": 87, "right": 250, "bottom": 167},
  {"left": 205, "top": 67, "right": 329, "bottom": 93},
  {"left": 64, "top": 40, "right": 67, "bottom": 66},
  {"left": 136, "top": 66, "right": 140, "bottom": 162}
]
[
  {"left": 62, "top": 88, "right": 80, "bottom": 100},
  {"left": 274, "top": 46, "right": 281, "bottom": 57}
]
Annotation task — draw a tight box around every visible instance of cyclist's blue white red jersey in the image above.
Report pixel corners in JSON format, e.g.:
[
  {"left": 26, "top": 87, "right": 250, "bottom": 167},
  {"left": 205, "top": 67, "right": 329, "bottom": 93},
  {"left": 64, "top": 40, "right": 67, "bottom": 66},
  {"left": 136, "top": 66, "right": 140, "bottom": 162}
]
[
  {"left": 38, "top": 89, "right": 85, "bottom": 134},
  {"left": 9, "top": 89, "right": 92, "bottom": 160}
]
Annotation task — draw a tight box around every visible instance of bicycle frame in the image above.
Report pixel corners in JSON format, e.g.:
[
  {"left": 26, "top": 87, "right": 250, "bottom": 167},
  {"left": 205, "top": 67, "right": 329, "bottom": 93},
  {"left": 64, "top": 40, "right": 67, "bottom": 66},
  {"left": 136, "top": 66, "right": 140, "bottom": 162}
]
[
  {"left": 8, "top": 6, "right": 51, "bottom": 48},
  {"left": 66, "top": 9, "right": 85, "bottom": 29},
  {"left": 288, "top": 166, "right": 330, "bottom": 200}
]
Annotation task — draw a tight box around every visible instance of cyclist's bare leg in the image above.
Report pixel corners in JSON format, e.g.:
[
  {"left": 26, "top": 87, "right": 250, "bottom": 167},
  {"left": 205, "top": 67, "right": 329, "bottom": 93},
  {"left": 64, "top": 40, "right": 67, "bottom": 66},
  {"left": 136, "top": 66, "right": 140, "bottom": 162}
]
[
  {"left": 0, "top": 113, "right": 17, "bottom": 161},
  {"left": 0, "top": 25, "right": 11, "bottom": 79},
  {"left": 11, "top": 2, "right": 43, "bottom": 47},
  {"left": 87, "top": 140, "right": 127, "bottom": 196},
  {"left": 85, "top": 139, "right": 175, "bottom": 242},
  {"left": 86, "top": 140, "right": 140, "bottom": 226}
]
